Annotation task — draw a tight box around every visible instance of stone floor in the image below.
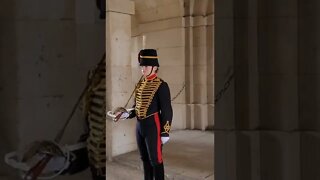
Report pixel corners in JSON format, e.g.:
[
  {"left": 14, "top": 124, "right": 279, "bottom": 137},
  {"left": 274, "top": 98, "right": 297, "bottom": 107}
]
[
  {"left": 106, "top": 130, "right": 214, "bottom": 180},
  {"left": 5, "top": 130, "right": 214, "bottom": 180}
]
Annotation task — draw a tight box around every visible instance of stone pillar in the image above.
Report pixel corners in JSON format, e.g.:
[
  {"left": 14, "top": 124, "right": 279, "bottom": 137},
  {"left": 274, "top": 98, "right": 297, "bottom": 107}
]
[
  {"left": 298, "top": 0, "right": 320, "bottom": 179},
  {"left": 258, "top": 0, "right": 299, "bottom": 130},
  {"left": 185, "top": 0, "right": 214, "bottom": 130},
  {"left": 214, "top": 0, "right": 307, "bottom": 179},
  {"left": 207, "top": 11, "right": 214, "bottom": 129},
  {"left": 214, "top": 0, "right": 236, "bottom": 130},
  {"left": 105, "top": 0, "right": 135, "bottom": 159}
]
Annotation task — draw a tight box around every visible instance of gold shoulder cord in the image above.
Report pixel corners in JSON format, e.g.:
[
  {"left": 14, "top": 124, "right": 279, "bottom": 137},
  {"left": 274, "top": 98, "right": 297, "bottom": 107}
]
[{"left": 135, "top": 77, "right": 162, "bottom": 118}]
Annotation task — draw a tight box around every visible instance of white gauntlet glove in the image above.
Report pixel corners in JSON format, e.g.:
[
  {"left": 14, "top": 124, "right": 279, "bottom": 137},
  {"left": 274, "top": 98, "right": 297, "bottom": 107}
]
[
  {"left": 106, "top": 107, "right": 134, "bottom": 122},
  {"left": 161, "top": 136, "right": 170, "bottom": 144},
  {"left": 119, "top": 112, "right": 129, "bottom": 119}
]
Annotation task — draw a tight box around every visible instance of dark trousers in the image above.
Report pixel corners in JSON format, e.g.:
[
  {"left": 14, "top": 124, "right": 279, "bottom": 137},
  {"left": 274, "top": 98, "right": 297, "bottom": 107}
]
[
  {"left": 143, "top": 161, "right": 165, "bottom": 180},
  {"left": 136, "top": 113, "right": 165, "bottom": 180}
]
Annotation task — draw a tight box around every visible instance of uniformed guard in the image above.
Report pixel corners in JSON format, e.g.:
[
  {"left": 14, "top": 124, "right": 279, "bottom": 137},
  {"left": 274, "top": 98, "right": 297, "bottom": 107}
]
[{"left": 115, "top": 49, "right": 173, "bottom": 180}]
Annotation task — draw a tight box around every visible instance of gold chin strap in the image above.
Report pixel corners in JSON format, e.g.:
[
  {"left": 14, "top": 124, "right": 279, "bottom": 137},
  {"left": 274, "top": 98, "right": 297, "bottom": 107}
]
[{"left": 140, "top": 55, "right": 158, "bottom": 59}]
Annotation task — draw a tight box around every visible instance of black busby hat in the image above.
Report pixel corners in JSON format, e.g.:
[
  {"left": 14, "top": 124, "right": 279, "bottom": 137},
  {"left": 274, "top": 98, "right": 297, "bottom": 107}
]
[{"left": 138, "top": 49, "right": 160, "bottom": 67}]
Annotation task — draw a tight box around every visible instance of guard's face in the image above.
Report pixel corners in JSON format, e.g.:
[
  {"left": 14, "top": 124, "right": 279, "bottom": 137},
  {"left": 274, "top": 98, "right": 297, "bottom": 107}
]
[{"left": 141, "top": 66, "right": 154, "bottom": 76}]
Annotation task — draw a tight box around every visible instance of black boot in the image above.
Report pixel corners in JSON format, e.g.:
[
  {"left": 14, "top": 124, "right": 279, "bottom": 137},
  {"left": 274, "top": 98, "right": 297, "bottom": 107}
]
[
  {"left": 154, "top": 163, "right": 164, "bottom": 180},
  {"left": 143, "top": 161, "right": 154, "bottom": 180}
]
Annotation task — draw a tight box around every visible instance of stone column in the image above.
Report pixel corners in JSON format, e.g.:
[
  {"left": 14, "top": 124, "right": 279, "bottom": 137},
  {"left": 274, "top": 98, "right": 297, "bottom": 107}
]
[
  {"left": 185, "top": 15, "right": 210, "bottom": 130},
  {"left": 214, "top": 0, "right": 236, "bottom": 130},
  {"left": 185, "top": 0, "right": 214, "bottom": 130},
  {"left": 298, "top": 0, "right": 320, "bottom": 179},
  {"left": 207, "top": 12, "right": 214, "bottom": 129},
  {"left": 105, "top": 0, "right": 135, "bottom": 159},
  {"left": 215, "top": 0, "right": 302, "bottom": 179},
  {"left": 257, "top": 0, "right": 299, "bottom": 131}
]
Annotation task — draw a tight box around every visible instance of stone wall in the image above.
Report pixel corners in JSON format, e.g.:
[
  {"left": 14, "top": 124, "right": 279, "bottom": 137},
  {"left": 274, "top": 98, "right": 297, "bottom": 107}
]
[
  {"left": 215, "top": 0, "right": 320, "bottom": 179},
  {"left": 0, "top": 0, "right": 104, "bottom": 177}
]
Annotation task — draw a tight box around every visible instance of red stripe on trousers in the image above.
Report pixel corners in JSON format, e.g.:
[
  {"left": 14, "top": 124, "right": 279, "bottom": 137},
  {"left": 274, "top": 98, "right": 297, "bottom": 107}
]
[{"left": 154, "top": 113, "right": 163, "bottom": 163}]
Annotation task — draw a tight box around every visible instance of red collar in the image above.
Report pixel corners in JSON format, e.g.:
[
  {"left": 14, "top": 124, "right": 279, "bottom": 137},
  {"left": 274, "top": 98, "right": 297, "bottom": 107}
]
[{"left": 146, "top": 73, "right": 157, "bottom": 80}]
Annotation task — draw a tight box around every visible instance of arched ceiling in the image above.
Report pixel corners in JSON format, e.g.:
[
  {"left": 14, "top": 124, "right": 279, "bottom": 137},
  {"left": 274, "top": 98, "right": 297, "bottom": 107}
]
[{"left": 132, "top": 0, "right": 213, "bottom": 23}]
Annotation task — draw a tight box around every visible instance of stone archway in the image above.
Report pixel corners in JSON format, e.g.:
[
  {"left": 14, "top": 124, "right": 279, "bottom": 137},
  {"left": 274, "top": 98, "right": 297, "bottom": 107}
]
[{"left": 105, "top": 0, "right": 214, "bottom": 158}]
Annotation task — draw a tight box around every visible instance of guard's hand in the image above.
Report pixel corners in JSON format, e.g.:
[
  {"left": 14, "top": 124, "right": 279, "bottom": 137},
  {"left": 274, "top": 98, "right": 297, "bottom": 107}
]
[
  {"left": 106, "top": 110, "right": 125, "bottom": 122},
  {"left": 114, "top": 107, "right": 128, "bottom": 114},
  {"left": 161, "top": 136, "right": 170, "bottom": 144},
  {"left": 114, "top": 111, "right": 129, "bottom": 122},
  {"left": 112, "top": 107, "right": 127, "bottom": 122},
  {"left": 107, "top": 107, "right": 133, "bottom": 122}
]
